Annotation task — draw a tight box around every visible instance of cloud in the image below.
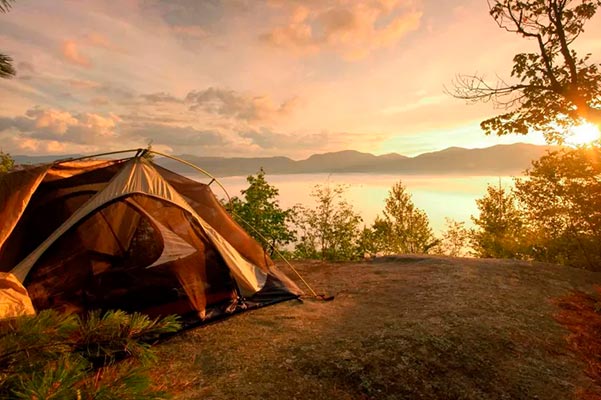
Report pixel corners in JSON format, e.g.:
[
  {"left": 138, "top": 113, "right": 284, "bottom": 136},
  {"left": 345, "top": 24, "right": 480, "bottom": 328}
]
[
  {"left": 84, "top": 32, "right": 114, "bottom": 50},
  {"left": 239, "top": 128, "right": 389, "bottom": 154},
  {"left": 380, "top": 94, "right": 447, "bottom": 115},
  {"left": 141, "top": 92, "right": 183, "bottom": 103},
  {"left": 170, "top": 25, "right": 209, "bottom": 39},
  {"left": 0, "top": 107, "right": 118, "bottom": 145},
  {"left": 0, "top": 107, "right": 227, "bottom": 154},
  {"left": 60, "top": 32, "right": 123, "bottom": 69},
  {"left": 61, "top": 40, "right": 92, "bottom": 67},
  {"left": 147, "top": 0, "right": 224, "bottom": 29},
  {"left": 185, "top": 87, "right": 297, "bottom": 122},
  {"left": 260, "top": 0, "right": 422, "bottom": 59},
  {"left": 16, "top": 61, "right": 35, "bottom": 74},
  {"left": 90, "top": 96, "right": 111, "bottom": 106},
  {"left": 67, "top": 78, "right": 102, "bottom": 89},
  {"left": 126, "top": 123, "right": 226, "bottom": 146}
]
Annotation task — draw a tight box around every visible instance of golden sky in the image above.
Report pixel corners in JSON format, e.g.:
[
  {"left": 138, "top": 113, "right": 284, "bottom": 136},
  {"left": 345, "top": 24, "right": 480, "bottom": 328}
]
[{"left": 1, "top": 0, "right": 600, "bottom": 158}]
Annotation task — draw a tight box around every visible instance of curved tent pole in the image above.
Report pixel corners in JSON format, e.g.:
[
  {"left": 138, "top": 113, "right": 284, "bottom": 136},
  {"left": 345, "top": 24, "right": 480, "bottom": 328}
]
[
  {"left": 230, "top": 210, "right": 330, "bottom": 300},
  {"left": 54, "top": 149, "right": 143, "bottom": 164},
  {"left": 53, "top": 148, "right": 232, "bottom": 205},
  {"left": 147, "top": 150, "right": 232, "bottom": 205}
]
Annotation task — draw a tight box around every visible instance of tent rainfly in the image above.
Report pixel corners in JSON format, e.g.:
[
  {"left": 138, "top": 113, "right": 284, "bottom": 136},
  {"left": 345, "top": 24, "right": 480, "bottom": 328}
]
[{"left": 0, "top": 153, "right": 302, "bottom": 323}]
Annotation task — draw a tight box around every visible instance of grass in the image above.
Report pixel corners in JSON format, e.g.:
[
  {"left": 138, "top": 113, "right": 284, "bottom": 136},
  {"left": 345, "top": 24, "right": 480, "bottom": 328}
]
[{"left": 153, "top": 255, "right": 601, "bottom": 399}]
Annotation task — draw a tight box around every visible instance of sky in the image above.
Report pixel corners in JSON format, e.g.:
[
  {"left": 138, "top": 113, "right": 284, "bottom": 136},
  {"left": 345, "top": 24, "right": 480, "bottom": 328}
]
[{"left": 1, "top": 0, "right": 600, "bottom": 159}]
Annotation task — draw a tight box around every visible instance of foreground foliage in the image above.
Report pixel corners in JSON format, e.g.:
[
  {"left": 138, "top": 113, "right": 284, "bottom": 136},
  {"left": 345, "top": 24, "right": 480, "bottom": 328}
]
[{"left": 0, "top": 310, "right": 180, "bottom": 399}]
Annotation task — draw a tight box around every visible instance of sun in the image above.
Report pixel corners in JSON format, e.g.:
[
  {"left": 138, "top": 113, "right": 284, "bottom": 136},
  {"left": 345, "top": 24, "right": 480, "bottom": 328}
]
[{"left": 566, "top": 123, "right": 601, "bottom": 146}]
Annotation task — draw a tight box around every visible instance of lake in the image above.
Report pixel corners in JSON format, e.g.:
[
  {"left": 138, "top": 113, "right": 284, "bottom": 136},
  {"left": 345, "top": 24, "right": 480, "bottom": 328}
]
[{"left": 184, "top": 173, "right": 517, "bottom": 235}]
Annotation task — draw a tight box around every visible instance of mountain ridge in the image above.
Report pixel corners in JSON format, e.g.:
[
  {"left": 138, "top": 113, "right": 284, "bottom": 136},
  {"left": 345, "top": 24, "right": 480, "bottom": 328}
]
[{"left": 12, "top": 143, "right": 559, "bottom": 177}]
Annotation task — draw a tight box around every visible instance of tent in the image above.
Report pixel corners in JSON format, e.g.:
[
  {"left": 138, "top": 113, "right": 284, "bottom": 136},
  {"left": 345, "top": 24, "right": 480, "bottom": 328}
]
[{"left": 0, "top": 152, "right": 302, "bottom": 324}]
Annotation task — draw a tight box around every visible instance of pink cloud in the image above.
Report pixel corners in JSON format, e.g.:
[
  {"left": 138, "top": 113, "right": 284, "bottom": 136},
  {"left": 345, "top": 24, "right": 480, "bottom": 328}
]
[
  {"left": 85, "top": 32, "right": 112, "bottom": 49},
  {"left": 171, "top": 25, "right": 209, "bottom": 39},
  {"left": 261, "top": 0, "right": 422, "bottom": 59},
  {"left": 1, "top": 108, "right": 119, "bottom": 145},
  {"left": 61, "top": 40, "right": 91, "bottom": 67},
  {"left": 185, "top": 87, "right": 298, "bottom": 122}
]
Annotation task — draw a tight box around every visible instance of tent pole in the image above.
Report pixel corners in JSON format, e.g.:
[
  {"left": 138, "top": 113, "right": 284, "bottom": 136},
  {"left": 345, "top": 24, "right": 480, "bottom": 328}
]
[
  {"left": 230, "top": 210, "right": 324, "bottom": 300},
  {"left": 53, "top": 149, "right": 143, "bottom": 164},
  {"left": 147, "top": 150, "right": 232, "bottom": 205}
]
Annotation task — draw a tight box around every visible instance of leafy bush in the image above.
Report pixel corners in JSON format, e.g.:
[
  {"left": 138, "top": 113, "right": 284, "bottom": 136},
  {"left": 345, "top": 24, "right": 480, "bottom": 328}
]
[
  {"left": 293, "top": 183, "right": 363, "bottom": 261},
  {"left": 0, "top": 151, "right": 14, "bottom": 173},
  {"left": 228, "top": 168, "right": 296, "bottom": 255}
]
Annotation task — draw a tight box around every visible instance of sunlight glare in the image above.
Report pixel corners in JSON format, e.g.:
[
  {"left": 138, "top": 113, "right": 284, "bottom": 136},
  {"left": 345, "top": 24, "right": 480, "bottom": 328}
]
[{"left": 566, "top": 123, "right": 601, "bottom": 146}]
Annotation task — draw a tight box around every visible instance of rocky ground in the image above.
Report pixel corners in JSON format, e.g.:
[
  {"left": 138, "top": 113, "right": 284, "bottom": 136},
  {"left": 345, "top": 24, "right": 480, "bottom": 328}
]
[{"left": 154, "top": 255, "right": 601, "bottom": 399}]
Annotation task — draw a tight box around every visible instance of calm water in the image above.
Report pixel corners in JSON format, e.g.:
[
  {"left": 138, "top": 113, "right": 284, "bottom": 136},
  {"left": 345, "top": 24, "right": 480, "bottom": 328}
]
[{"left": 185, "top": 173, "right": 516, "bottom": 234}]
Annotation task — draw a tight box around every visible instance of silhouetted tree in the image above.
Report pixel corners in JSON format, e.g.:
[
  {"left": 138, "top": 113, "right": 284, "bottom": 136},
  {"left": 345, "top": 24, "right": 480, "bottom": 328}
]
[
  {"left": 374, "top": 181, "right": 436, "bottom": 254},
  {"left": 449, "top": 0, "right": 601, "bottom": 142},
  {"left": 470, "top": 183, "right": 525, "bottom": 258}
]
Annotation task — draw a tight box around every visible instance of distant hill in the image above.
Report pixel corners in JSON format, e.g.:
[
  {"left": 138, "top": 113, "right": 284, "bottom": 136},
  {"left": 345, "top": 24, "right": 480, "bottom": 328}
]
[
  {"left": 12, "top": 143, "right": 558, "bottom": 177},
  {"left": 155, "top": 143, "right": 557, "bottom": 176}
]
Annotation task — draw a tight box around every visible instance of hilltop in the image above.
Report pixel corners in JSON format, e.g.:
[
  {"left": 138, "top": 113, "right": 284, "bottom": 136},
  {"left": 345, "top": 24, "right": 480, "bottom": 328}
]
[{"left": 154, "top": 256, "right": 601, "bottom": 399}]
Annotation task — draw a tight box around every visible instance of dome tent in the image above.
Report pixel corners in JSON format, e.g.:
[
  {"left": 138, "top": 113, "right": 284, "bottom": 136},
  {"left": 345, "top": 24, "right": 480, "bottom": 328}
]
[{"left": 0, "top": 150, "right": 302, "bottom": 323}]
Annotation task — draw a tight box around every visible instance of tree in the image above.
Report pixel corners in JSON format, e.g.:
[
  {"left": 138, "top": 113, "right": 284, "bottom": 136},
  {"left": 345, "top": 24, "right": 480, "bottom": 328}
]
[
  {"left": 513, "top": 146, "right": 601, "bottom": 268},
  {"left": 357, "top": 217, "right": 390, "bottom": 258},
  {"left": 1, "top": 0, "right": 16, "bottom": 79},
  {"left": 450, "top": 0, "right": 601, "bottom": 142},
  {"left": 432, "top": 218, "right": 471, "bottom": 257},
  {"left": 374, "top": 181, "right": 436, "bottom": 254},
  {"left": 294, "top": 183, "right": 363, "bottom": 261},
  {"left": 0, "top": 151, "right": 14, "bottom": 173},
  {"left": 470, "top": 182, "right": 525, "bottom": 258},
  {"left": 228, "top": 168, "right": 295, "bottom": 255}
]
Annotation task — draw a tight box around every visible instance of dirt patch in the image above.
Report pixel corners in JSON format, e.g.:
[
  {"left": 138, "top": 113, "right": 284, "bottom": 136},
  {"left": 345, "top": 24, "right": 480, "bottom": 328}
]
[
  {"left": 554, "top": 287, "right": 601, "bottom": 400},
  {"left": 154, "top": 256, "right": 601, "bottom": 399}
]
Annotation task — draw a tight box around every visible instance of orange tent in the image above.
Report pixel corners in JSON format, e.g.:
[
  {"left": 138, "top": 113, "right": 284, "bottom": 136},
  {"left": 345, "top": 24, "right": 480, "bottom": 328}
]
[{"left": 0, "top": 153, "right": 302, "bottom": 324}]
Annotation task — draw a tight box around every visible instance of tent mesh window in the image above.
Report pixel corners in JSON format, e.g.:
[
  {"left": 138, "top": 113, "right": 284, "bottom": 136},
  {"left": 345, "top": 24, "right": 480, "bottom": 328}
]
[{"left": 24, "top": 195, "right": 239, "bottom": 319}]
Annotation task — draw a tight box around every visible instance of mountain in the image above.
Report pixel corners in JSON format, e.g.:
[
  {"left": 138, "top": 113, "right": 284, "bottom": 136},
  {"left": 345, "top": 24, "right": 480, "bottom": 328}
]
[
  {"left": 156, "top": 143, "right": 556, "bottom": 176},
  {"left": 12, "top": 143, "right": 557, "bottom": 177}
]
